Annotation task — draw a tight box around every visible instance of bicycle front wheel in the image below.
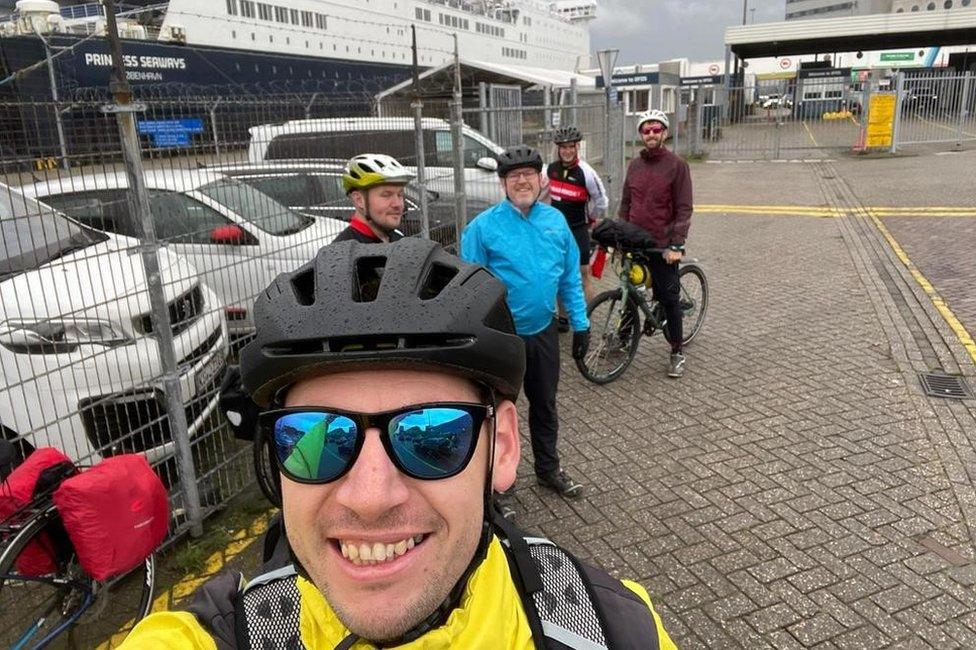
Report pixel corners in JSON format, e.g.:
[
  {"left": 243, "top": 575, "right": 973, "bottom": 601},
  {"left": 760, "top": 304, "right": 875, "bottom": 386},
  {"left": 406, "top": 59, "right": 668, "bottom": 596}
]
[
  {"left": 679, "top": 264, "right": 708, "bottom": 345},
  {"left": 576, "top": 288, "right": 642, "bottom": 385}
]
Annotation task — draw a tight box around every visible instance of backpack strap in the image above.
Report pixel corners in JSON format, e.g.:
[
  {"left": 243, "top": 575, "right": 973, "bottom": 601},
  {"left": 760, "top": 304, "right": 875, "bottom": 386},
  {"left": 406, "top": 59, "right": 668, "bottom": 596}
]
[
  {"left": 494, "top": 512, "right": 610, "bottom": 650},
  {"left": 235, "top": 565, "right": 307, "bottom": 650},
  {"left": 495, "top": 512, "right": 659, "bottom": 649}
]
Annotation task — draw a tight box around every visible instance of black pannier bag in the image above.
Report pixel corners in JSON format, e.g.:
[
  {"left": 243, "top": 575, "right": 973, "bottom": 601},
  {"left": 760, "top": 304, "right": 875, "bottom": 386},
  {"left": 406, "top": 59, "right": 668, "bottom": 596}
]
[{"left": 591, "top": 219, "right": 658, "bottom": 252}]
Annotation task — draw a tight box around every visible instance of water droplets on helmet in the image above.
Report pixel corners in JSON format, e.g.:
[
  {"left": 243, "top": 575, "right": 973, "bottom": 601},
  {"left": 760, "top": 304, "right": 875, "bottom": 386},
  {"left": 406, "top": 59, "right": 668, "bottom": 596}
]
[{"left": 241, "top": 239, "right": 525, "bottom": 405}]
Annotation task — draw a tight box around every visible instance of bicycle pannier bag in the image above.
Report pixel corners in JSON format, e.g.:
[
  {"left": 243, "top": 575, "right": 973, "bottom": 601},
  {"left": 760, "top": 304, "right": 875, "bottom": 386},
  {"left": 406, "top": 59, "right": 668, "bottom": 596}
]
[
  {"left": 0, "top": 447, "right": 74, "bottom": 576},
  {"left": 591, "top": 219, "right": 658, "bottom": 251},
  {"left": 53, "top": 454, "right": 168, "bottom": 581}
]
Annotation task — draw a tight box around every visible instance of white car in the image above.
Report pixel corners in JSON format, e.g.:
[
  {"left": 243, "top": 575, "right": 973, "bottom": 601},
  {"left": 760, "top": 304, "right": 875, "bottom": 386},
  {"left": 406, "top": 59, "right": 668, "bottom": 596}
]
[
  {"left": 20, "top": 169, "right": 346, "bottom": 346},
  {"left": 245, "top": 117, "right": 506, "bottom": 204},
  {"left": 0, "top": 183, "right": 227, "bottom": 464}
]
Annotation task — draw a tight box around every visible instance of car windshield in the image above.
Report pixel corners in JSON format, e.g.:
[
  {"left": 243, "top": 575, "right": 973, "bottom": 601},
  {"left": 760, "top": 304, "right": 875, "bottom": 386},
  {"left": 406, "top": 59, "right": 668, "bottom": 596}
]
[
  {"left": 197, "top": 178, "right": 311, "bottom": 236},
  {"left": 0, "top": 186, "right": 106, "bottom": 280}
]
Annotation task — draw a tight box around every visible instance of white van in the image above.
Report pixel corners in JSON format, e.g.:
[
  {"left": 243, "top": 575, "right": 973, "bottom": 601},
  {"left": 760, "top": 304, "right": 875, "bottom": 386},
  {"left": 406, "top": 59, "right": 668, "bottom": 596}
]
[{"left": 246, "top": 117, "right": 505, "bottom": 204}]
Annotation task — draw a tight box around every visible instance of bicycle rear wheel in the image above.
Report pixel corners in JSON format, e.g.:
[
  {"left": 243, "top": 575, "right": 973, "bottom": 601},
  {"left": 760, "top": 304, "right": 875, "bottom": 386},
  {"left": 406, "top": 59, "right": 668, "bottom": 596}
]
[
  {"left": 254, "top": 428, "right": 282, "bottom": 507},
  {"left": 576, "top": 289, "right": 642, "bottom": 385},
  {"left": 0, "top": 509, "right": 156, "bottom": 648},
  {"left": 678, "top": 264, "right": 708, "bottom": 345},
  {"left": 0, "top": 510, "right": 91, "bottom": 649}
]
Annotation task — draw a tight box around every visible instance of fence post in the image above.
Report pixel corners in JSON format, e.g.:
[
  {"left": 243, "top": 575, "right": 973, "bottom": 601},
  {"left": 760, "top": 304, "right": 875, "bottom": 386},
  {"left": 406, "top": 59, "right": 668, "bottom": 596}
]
[
  {"left": 543, "top": 86, "right": 553, "bottom": 141},
  {"left": 607, "top": 101, "right": 625, "bottom": 219},
  {"left": 478, "top": 82, "right": 489, "bottom": 135},
  {"left": 891, "top": 72, "right": 905, "bottom": 154},
  {"left": 450, "top": 96, "right": 467, "bottom": 247},
  {"left": 42, "top": 40, "right": 70, "bottom": 169},
  {"left": 103, "top": 0, "right": 204, "bottom": 537},
  {"left": 304, "top": 92, "right": 320, "bottom": 120},
  {"left": 412, "top": 98, "right": 430, "bottom": 239},
  {"left": 569, "top": 78, "right": 579, "bottom": 128},
  {"left": 210, "top": 98, "right": 222, "bottom": 160},
  {"left": 694, "top": 100, "right": 704, "bottom": 157},
  {"left": 956, "top": 72, "right": 971, "bottom": 150}
]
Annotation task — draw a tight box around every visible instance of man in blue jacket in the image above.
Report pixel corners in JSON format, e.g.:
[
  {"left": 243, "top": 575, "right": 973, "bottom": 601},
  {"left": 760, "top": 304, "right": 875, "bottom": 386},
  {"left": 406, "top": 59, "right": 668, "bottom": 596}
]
[{"left": 461, "top": 145, "right": 590, "bottom": 511}]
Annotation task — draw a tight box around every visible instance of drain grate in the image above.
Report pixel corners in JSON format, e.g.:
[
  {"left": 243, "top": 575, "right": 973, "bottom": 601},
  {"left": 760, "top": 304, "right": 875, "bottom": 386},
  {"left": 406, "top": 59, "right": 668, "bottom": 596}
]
[{"left": 919, "top": 372, "right": 973, "bottom": 400}]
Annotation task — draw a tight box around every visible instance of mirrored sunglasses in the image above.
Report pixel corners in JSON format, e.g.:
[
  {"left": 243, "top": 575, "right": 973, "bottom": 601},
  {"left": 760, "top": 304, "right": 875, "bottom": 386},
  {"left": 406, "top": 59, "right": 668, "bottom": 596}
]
[
  {"left": 641, "top": 124, "right": 666, "bottom": 135},
  {"left": 261, "top": 403, "right": 493, "bottom": 483}
]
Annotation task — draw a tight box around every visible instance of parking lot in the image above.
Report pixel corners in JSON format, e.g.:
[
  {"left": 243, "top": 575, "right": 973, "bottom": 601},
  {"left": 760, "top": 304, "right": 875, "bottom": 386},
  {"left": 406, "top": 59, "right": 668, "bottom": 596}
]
[{"left": 121, "top": 148, "right": 976, "bottom": 650}]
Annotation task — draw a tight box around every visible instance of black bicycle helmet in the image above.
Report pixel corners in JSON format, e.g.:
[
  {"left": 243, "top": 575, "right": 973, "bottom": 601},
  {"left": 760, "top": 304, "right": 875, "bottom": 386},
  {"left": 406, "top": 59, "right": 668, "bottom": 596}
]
[
  {"left": 553, "top": 126, "right": 582, "bottom": 144},
  {"left": 240, "top": 238, "right": 525, "bottom": 406},
  {"left": 495, "top": 145, "right": 543, "bottom": 178}
]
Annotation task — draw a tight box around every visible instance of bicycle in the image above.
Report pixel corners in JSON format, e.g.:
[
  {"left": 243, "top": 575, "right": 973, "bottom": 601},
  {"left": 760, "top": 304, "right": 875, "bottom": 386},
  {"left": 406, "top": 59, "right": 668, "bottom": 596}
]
[
  {"left": 576, "top": 247, "right": 708, "bottom": 384},
  {"left": 0, "top": 440, "right": 156, "bottom": 649}
]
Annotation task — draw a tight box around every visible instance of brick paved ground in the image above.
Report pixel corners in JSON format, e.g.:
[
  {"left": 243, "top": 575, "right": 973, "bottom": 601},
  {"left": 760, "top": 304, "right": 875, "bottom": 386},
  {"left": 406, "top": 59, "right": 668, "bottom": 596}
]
[{"left": 147, "top": 154, "right": 976, "bottom": 649}]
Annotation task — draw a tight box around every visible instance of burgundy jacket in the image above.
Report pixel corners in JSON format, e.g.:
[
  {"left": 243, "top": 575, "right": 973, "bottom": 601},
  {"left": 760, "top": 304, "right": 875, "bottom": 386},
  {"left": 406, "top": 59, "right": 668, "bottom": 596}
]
[{"left": 618, "top": 147, "right": 693, "bottom": 247}]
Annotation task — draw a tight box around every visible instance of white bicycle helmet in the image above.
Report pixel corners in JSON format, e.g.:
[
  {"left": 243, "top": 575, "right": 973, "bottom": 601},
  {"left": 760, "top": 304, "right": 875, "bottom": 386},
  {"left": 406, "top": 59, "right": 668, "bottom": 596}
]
[{"left": 636, "top": 109, "right": 670, "bottom": 132}]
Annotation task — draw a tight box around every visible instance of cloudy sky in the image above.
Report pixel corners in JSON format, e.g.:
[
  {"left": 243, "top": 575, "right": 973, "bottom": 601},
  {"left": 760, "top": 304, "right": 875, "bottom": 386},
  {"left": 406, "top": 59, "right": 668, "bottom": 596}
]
[{"left": 590, "top": 0, "right": 787, "bottom": 65}]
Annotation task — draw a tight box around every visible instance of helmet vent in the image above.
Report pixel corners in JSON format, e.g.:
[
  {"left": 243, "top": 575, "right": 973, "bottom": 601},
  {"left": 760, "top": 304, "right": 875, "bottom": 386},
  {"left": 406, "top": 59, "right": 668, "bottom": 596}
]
[
  {"left": 354, "top": 256, "right": 387, "bottom": 303},
  {"left": 291, "top": 269, "right": 316, "bottom": 306},
  {"left": 483, "top": 296, "right": 516, "bottom": 333},
  {"left": 419, "top": 263, "right": 458, "bottom": 300},
  {"left": 359, "top": 161, "right": 376, "bottom": 173}
]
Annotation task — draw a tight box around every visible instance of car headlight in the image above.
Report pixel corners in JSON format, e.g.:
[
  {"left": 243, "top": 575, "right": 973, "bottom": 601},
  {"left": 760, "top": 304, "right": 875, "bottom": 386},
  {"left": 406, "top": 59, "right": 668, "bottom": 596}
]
[{"left": 0, "top": 319, "right": 132, "bottom": 354}]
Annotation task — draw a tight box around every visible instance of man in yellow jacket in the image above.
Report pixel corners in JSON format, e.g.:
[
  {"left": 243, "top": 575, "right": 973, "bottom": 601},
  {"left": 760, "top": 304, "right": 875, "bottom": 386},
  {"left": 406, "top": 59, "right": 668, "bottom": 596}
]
[{"left": 122, "top": 238, "right": 677, "bottom": 649}]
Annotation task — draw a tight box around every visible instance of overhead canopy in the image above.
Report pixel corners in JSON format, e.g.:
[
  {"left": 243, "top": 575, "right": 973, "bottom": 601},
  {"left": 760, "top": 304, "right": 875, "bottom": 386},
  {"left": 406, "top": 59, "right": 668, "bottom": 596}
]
[
  {"left": 726, "top": 10, "right": 976, "bottom": 59},
  {"left": 374, "top": 58, "right": 596, "bottom": 101}
]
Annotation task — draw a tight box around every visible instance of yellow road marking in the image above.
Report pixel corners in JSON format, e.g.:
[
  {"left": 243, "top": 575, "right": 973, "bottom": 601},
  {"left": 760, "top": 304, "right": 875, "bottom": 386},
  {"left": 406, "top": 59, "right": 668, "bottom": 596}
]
[
  {"left": 863, "top": 211, "right": 976, "bottom": 366},
  {"left": 696, "top": 204, "right": 976, "bottom": 218},
  {"left": 802, "top": 120, "right": 821, "bottom": 147},
  {"left": 97, "top": 508, "right": 276, "bottom": 648}
]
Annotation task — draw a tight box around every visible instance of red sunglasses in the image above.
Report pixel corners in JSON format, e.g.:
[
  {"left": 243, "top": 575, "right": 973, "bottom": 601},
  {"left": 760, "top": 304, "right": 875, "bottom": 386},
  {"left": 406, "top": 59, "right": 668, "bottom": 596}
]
[{"left": 640, "top": 124, "right": 665, "bottom": 135}]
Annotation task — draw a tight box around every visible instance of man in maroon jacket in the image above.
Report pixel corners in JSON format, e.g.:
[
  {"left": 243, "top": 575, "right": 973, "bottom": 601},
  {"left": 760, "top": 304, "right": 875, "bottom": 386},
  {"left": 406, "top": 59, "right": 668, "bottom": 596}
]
[{"left": 618, "top": 109, "right": 693, "bottom": 379}]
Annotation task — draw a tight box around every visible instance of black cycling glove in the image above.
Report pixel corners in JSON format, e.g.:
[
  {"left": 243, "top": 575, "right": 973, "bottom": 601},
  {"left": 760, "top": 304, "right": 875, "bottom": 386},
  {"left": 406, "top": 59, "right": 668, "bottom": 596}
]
[{"left": 572, "top": 329, "right": 590, "bottom": 360}]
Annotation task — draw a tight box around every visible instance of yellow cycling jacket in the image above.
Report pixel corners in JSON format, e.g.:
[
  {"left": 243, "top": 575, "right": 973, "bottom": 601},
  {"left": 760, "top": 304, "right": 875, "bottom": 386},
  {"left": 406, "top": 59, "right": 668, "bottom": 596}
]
[{"left": 120, "top": 537, "right": 677, "bottom": 649}]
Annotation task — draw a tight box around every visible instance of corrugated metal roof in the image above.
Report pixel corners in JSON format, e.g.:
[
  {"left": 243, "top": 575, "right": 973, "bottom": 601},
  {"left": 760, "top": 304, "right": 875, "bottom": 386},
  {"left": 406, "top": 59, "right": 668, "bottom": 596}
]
[{"left": 726, "top": 9, "right": 976, "bottom": 45}]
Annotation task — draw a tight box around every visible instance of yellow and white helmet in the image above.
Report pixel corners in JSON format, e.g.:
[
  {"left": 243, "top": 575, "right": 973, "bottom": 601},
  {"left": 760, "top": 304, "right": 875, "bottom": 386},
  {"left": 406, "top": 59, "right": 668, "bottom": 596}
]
[{"left": 342, "top": 153, "right": 416, "bottom": 194}]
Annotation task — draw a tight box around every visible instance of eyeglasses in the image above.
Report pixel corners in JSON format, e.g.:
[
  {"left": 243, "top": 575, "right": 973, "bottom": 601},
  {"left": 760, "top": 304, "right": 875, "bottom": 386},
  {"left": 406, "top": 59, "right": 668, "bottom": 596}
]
[
  {"left": 261, "top": 402, "right": 493, "bottom": 483},
  {"left": 640, "top": 124, "right": 666, "bottom": 135},
  {"left": 505, "top": 169, "right": 539, "bottom": 181}
]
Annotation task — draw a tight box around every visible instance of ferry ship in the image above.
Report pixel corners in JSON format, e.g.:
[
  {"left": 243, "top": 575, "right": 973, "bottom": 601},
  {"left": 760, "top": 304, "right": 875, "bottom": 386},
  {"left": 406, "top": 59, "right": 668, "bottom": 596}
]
[{"left": 0, "top": 0, "right": 597, "bottom": 99}]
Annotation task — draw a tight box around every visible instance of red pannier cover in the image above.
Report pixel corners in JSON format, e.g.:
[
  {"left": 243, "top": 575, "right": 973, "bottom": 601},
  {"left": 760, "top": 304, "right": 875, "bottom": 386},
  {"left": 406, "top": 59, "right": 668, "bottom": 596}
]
[
  {"left": 0, "top": 447, "right": 72, "bottom": 576},
  {"left": 53, "top": 454, "right": 169, "bottom": 581}
]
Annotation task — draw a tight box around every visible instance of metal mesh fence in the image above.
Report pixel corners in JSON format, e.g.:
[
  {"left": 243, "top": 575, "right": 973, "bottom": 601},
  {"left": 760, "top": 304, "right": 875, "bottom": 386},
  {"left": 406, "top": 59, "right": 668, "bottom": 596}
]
[
  {"left": 1, "top": 75, "right": 619, "bottom": 546},
  {"left": 895, "top": 70, "right": 975, "bottom": 147}
]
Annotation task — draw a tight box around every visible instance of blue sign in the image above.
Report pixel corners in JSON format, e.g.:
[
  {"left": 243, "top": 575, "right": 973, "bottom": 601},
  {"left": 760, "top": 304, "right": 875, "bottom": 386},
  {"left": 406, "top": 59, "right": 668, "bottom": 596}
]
[{"left": 137, "top": 119, "right": 204, "bottom": 148}]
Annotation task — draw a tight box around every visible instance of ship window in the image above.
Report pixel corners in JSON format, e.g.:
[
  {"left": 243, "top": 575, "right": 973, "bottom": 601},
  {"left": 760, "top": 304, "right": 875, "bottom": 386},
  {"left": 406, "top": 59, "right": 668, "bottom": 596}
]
[
  {"left": 290, "top": 9, "right": 299, "bottom": 24},
  {"left": 251, "top": 32, "right": 255, "bottom": 40},
  {"left": 415, "top": 7, "right": 422, "bottom": 19},
  {"left": 274, "top": 5, "right": 287, "bottom": 22},
  {"left": 231, "top": 30, "right": 236, "bottom": 38},
  {"left": 301, "top": 10, "right": 313, "bottom": 27},
  {"left": 226, "top": 0, "right": 238, "bottom": 16},
  {"left": 286, "top": 37, "right": 290, "bottom": 44},
  {"left": 257, "top": 3, "right": 271, "bottom": 20}
]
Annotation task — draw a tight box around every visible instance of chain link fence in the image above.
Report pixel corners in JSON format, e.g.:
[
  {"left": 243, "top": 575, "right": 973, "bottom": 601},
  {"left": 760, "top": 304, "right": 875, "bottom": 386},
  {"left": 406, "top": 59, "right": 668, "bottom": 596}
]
[{"left": 1, "top": 73, "right": 622, "bottom": 546}]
